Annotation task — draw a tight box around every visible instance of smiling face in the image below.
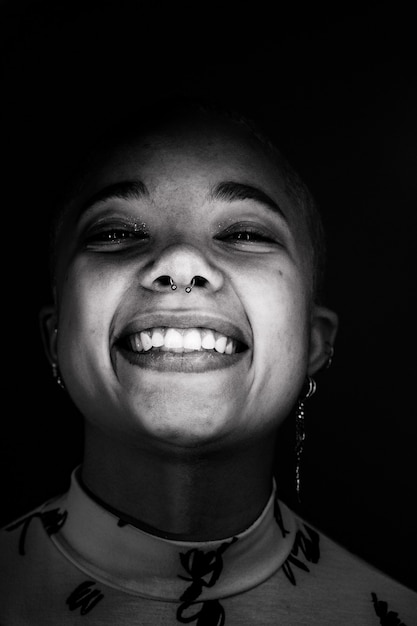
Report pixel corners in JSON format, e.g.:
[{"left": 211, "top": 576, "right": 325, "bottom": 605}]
[{"left": 43, "top": 110, "right": 337, "bottom": 452}]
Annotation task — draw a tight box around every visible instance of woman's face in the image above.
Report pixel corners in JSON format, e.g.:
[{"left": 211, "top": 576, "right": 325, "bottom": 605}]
[{"left": 48, "top": 116, "right": 334, "bottom": 450}]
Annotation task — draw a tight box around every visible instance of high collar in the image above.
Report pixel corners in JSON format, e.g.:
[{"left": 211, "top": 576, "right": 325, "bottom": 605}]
[{"left": 49, "top": 468, "right": 297, "bottom": 600}]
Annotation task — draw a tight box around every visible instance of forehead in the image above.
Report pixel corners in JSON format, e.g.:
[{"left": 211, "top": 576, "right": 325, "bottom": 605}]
[{"left": 78, "top": 115, "right": 295, "bottom": 216}]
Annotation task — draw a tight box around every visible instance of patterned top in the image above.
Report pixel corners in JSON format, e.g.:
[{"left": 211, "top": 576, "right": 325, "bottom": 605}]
[{"left": 1, "top": 468, "right": 416, "bottom": 625}]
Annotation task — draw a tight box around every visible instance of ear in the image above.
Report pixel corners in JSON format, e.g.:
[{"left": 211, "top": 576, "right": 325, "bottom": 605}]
[
  {"left": 39, "top": 305, "right": 58, "bottom": 366},
  {"left": 308, "top": 305, "right": 339, "bottom": 375}
]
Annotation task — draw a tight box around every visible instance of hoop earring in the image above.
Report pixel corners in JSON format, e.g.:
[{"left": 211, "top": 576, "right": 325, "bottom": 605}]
[{"left": 295, "top": 376, "right": 316, "bottom": 503}]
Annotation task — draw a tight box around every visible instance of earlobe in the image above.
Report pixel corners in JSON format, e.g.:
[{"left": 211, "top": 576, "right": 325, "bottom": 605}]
[
  {"left": 39, "top": 306, "right": 58, "bottom": 366},
  {"left": 308, "top": 305, "right": 339, "bottom": 375}
]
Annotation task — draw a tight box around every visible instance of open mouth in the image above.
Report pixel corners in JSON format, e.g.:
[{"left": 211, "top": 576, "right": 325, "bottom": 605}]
[
  {"left": 113, "top": 312, "right": 251, "bottom": 373},
  {"left": 118, "top": 326, "right": 247, "bottom": 355}
]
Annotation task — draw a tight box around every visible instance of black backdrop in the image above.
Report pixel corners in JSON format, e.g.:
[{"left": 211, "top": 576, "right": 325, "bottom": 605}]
[{"left": 1, "top": 1, "right": 416, "bottom": 590}]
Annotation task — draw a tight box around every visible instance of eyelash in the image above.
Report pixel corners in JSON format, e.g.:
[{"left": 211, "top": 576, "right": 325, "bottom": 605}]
[
  {"left": 83, "top": 222, "right": 279, "bottom": 250},
  {"left": 215, "top": 225, "right": 278, "bottom": 245},
  {"left": 84, "top": 224, "right": 149, "bottom": 247}
]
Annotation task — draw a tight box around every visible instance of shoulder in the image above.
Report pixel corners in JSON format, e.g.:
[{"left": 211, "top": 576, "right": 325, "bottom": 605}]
[
  {"left": 281, "top": 512, "right": 417, "bottom": 623},
  {"left": 0, "top": 493, "right": 71, "bottom": 621},
  {"left": 1, "top": 493, "right": 68, "bottom": 557}
]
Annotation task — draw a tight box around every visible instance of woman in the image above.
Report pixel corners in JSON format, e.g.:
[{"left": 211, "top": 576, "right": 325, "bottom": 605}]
[{"left": 1, "top": 98, "right": 415, "bottom": 624}]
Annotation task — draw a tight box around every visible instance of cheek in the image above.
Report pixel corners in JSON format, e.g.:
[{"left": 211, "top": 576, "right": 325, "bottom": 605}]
[
  {"left": 58, "top": 258, "right": 127, "bottom": 325},
  {"left": 245, "top": 267, "right": 311, "bottom": 406},
  {"left": 56, "top": 260, "right": 127, "bottom": 387},
  {"left": 248, "top": 265, "right": 309, "bottom": 339}
]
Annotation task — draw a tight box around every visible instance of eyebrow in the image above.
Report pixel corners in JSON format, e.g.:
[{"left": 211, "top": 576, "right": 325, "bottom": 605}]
[
  {"left": 210, "top": 181, "right": 287, "bottom": 220},
  {"left": 79, "top": 180, "right": 149, "bottom": 216},
  {"left": 78, "top": 179, "right": 286, "bottom": 221}
]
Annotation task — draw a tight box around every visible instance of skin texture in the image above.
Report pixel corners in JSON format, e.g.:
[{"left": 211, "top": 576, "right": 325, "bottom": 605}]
[{"left": 41, "top": 112, "right": 338, "bottom": 540}]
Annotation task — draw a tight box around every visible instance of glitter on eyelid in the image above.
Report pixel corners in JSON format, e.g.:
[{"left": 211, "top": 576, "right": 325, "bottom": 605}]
[{"left": 133, "top": 222, "right": 147, "bottom": 231}]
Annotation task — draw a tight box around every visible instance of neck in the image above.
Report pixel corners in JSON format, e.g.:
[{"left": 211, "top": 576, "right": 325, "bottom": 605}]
[{"left": 81, "top": 424, "right": 277, "bottom": 541}]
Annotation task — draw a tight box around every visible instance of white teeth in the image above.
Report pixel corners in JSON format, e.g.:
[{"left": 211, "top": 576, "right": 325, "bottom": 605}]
[
  {"left": 127, "top": 327, "right": 238, "bottom": 355},
  {"left": 225, "top": 338, "right": 234, "bottom": 355},
  {"left": 151, "top": 328, "right": 164, "bottom": 348},
  {"left": 214, "top": 334, "right": 227, "bottom": 354},
  {"left": 132, "top": 334, "right": 143, "bottom": 352},
  {"left": 140, "top": 331, "right": 153, "bottom": 351},
  {"left": 164, "top": 328, "right": 183, "bottom": 349},
  {"left": 201, "top": 330, "right": 215, "bottom": 349},
  {"left": 183, "top": 329, "right": 202, "bottom": 350}
]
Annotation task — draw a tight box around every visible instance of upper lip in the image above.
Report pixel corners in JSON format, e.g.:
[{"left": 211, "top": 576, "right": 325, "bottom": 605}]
[{"left": 114, "top": 310, "right": 252, "bottom": 348}]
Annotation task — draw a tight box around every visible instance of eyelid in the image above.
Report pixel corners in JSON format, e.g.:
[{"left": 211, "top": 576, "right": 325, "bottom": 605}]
[
  {"left": 216, "top": 221, "right": 279, "bottom": 239},
  {"left": 90, "top": 215, "right": 147, "bottom": 228},
  {"left": 82, "top": 216, "right": 148, "bottom": 235},
  {"left": 78, "top": 202, "right": 147, "bottom": 226},
  {"left": 80, "top": 216, "right": 150, "bottom": 251}
]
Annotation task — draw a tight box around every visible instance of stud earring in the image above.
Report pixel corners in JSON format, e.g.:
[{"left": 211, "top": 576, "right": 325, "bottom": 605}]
[
  {"left": 295, "top": 376, "right": 316, "bottom": 503},
  {"left": 325, "top": 342, "right": 334, "bottom": 369}
]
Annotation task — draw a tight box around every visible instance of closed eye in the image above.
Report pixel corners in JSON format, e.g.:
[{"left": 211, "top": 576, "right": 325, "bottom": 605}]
[
  {"left": 215, "top": 223, "right": 280, "bottom": 246},
  {"left": 83, "top": 221, "right": 149, "bottom": 249},
  {"left": 220, "top": 231, "right": 276, "bottom": 243}
]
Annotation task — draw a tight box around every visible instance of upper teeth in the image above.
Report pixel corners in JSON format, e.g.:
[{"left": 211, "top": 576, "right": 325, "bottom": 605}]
[{"left": 127, "top": 327, "right": 237, "bottom": 354}]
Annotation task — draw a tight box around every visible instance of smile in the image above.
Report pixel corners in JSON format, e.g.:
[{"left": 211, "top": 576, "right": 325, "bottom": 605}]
[
  {"left": 121, "top": 327, "right": 245, "bottom": 355},
  {"left": 113, "top": 311, "right": 251, "bottom": 372}
]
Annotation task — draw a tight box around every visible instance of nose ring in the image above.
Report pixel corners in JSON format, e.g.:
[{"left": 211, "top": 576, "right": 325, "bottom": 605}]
[
  {"left": 169, "top": 276, "right": 195, "bottom": 292},
  {"left": 185, "top": 278, "right": 195, "bottom": 293}
]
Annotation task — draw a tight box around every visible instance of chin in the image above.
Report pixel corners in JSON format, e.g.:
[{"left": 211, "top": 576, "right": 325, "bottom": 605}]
[
  {"left": 121, "top": 396, "right": 238, "bottom": 450},
  {"left": 147, "top": 411, "right": 232, "bottom": 447},
  {"left": 116, "top": 375, "right": 241, "bottom": 440}
]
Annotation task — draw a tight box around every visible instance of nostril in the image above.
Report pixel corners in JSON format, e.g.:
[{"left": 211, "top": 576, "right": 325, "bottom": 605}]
[
  {"left": 156, "top": 275, "right": 172, "bottom": 287},
  {"left": 154, "top": 275, "right": 208, "bottom": 290},
  {"left": 194, "top": 276, "right": 208, "bottom": 287}
]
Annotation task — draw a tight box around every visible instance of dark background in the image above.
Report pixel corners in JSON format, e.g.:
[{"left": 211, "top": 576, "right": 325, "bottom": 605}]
[{"left": 1, "top": 1, "right": 416, "bottom": 590}]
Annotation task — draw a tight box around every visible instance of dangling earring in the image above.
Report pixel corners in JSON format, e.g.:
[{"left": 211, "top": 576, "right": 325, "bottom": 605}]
[
  {"left": 51, "top": 362, "right": 65, "bottom": 390},
  {"left": 51, "top": 327, "right": 65, "bottom": 390},
  {"left": 295, "top": 376, "right": 316, "bottom": 503}
]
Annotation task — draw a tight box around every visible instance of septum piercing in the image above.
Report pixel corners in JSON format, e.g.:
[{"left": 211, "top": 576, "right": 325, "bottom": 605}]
[
  {"left": 169, "top": 277, "right": 195, "bottom": 292},
  {"left": 185, "top": 278, "right": 195, "bottom": 293}
]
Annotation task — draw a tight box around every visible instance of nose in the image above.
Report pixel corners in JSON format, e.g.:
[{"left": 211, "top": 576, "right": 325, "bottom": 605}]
[{"left": 141, "top": 244, "right": 224, "bottom": 293}]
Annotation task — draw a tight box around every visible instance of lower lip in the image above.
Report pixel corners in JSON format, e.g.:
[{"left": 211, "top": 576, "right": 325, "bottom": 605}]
[{"left": 115, "top": 346, "right": 248, "bottom": 373}]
